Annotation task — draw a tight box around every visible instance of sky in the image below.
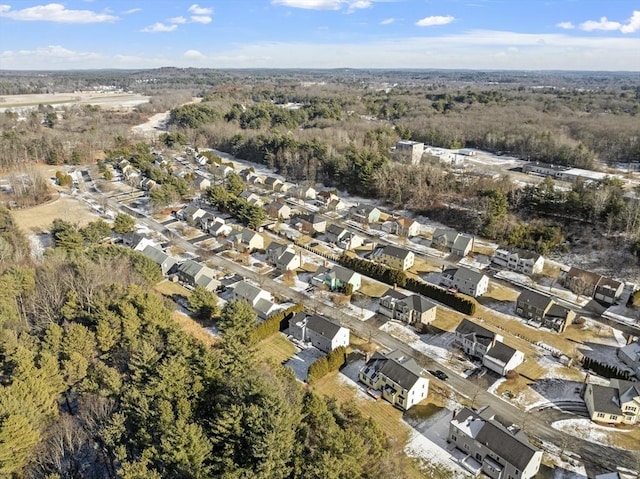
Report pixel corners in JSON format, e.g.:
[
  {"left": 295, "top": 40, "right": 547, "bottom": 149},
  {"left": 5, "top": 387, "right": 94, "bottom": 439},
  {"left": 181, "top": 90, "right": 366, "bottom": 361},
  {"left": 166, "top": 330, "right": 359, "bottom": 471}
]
[{"left": 0, "top": 0, "right": 639, "bottom": 71}]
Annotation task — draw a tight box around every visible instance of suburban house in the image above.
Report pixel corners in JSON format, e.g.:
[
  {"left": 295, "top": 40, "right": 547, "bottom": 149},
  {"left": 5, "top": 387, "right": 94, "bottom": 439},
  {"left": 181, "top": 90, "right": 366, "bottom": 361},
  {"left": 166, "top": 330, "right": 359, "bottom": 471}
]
[
  {"left": 312, "top": 265, "right": 362, "bottom": 293},
  {"left": 232, "top": 281, "right": 279, "bottom": 319},
  {"left": 292, "top": 185, "right": 316, "bottom": 199},
  {"left": 358, "top": 350, "right": 429, "bottom": 410},
  {"left": 454, "top": 318, "right": 501, "bottom": 359},
  {"left": 192, "top": 173, "right": 210, "bottom": 191},
  {"left": 350, "top": 204, "right": 382, "bottom": 224},
  {"left": 440, "top": 266, "right": 489, "bottom": 297},
  {"left": 274, "top": 249, "right": 302, "bottom": 271},
  {"left": 122, "top": 232, "right": 157, "bottom": 252},
  {"left": 431, "top": 228, "right": 474, "bottom": 256},
  {"left": 141, "top": 245, "right": 177, "bottom": 276},
  {"left": 395, "top": 217, "right": 421, "bottom": 237},
  {"left": 373, "top": 245, "right": 415, "bottom": 271},
  {"left": 515, "top": 288, "right": 576, "bottom": 333},
  {"left": 277, "top": 181, "right": 296, "bottom": 193},
  {"left": 584, "top": 378, "right": 640, "bottom": 426},
  {"left": 316, "top": 190, "right": 336, "bottom": 206},
  {"left": 454, "top": 319, "right": 524, "bottom": 376},
  {"left": 325, "top": 224, "right": 364, "bottom": 250},
  {"left": 266, "top": 241, "right": 289, "bottom": 263},
  {"left": 448, "top": 406, "right": 543, "bottom": 479},
  {"left": 178, "top": 205, "right": 207, "bottom": 224},
  {"left": 265, "top": 201, "right": 291, "bottom": 220},
  {"left": 208, "top": 219, "right": 232, "bottom": 237},
  {"left": 563, "top": 267, "right": 624, "bottom": 305},
  {"left": 378, "top": 289, "right": 437, "bottom": 327},
  {"left": 492, "top": 247, "right": 545, "bottom": 275},
  {"left": 263, "top": 176, "right": 284, "bottom": 191},
  {"left": 196, "top": 211, "right": 217, "bottom": 231},
  {"left": 288, "top": 313, "right": 350, "bottom": 353},
  {"left": 177, "top": 260, "right": 219, "bottom": 291},
  {"left": 293, "top": 214, "right": 326, "bottom": 235},
  {"left": 140, "top": 178, "right": 158, "bottom": 191},
  {"left": 618, "top": 339, "right": 640, "bottom": 379},
  {"left": 211, "top": 164, "right": 234, "bottom": 180},
  {"left": 228, "top": 228, "right": 264, "bottom": 252},
  {"left": 239, "top": 191, "right": 264, "bottom": 207},
  {"left": 327, "top": 197, "right": 347, "bottom": 212},
  {"left": 395, "top": 140, "right": 425, "bottom": 165}
]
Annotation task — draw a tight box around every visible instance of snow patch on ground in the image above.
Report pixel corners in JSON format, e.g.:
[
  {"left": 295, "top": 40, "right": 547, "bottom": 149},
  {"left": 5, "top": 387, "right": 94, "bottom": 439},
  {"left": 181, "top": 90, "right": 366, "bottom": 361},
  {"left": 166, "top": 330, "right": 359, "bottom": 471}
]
[
  {"left": 285, "top": 346, "right": 325, "bottom": 382},
  {"left": 552, "top": 418, "right": 636, "bottom": 450}
]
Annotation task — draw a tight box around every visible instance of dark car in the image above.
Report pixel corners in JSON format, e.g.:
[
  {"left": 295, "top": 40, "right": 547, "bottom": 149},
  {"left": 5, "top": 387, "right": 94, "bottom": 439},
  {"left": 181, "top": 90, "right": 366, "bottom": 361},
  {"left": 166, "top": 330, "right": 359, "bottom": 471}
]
[{"left": 428, "top": 369, "right": 449, "bottom": 381}]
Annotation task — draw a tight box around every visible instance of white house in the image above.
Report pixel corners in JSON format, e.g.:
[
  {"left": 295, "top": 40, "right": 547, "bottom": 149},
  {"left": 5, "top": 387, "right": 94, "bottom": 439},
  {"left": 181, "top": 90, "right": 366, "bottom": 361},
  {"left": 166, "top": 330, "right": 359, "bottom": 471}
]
[
  {"left": 492, "top": 247, "right": 544, "bottom": 275},
  {"left": 440, "top": 266, "right": 488, "bottom": 297},
  {"left": 288, "top": 313, "right": 349, "bottom": 353}
]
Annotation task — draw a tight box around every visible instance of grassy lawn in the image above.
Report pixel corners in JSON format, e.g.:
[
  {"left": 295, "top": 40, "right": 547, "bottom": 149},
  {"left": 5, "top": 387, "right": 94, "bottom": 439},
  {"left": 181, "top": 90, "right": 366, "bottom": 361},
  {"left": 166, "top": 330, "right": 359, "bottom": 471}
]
[
  {"left": 154, "top": 280, "right": 191, "bottom": 297},
  {"left": 256, "top": 333, "right": 297, "bottom": 365},
  {"left": 300, "top": 262, "right": 320, "bottom": 273},
  {"left": 359, "top": 278, "right": 389, "bottom": 298},
  {"left": 408, "top": 257, "right": 440, "bottom": 275},
  {"left": 431, "top": 308, "right": 465, "bottom": 332},
  {"left": 484, "top": 283, "right": 519, "bottom": 302},
  {"left": 473, "top": 244, "right": 496, "bottom": 256}
]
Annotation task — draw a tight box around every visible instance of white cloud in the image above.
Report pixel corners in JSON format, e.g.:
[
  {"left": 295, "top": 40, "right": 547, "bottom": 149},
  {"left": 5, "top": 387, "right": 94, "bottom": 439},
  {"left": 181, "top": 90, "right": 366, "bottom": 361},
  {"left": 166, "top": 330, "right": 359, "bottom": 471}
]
[
  {"left": 556, "top": 21, "right": 574, "bottom": 30},
  {"left": 190, "top": 15, "right": 212, "bottom": 24},
  {"left": 188, "top": 4, "right": 213, "bottom": 15},
  {"left": 620, "top": 10, "right": 640, "bottom": 33},
  {"left": 169, "top": 16, "right": 187, "bottom": 24},
  {"left": 416, "top": 15, "right": 454, "bottom": 27},
  {"left": 271, "top": 0, "right": 344, "bottom": 10},
  {"left": 580, "top": 16, "right": 621, "bottom": 32},
  {"left": 140, "top": 22, "right": 177, "bottom": 33},
  {"left": 380, "top": 17, "right": 394, "bottom": 25},
  {"left": 184, "top": 49, "right": 206, "bottom": 59},
  {"left": 123, "top": 8, "right": 141, "bottom": 14},
  {"left": 0, "top": 3, "right": 117, "bottom": 23},
  {"left": 347, "top": 0, "right": 372, "bottom": 12}
]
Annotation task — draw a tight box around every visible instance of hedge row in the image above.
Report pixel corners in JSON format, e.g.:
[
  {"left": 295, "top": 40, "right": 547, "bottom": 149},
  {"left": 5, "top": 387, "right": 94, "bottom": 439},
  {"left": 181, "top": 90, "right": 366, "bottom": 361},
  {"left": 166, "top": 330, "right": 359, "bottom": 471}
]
[
  {"left": 405, "top": 277, "right": 477, "bottom": 316},
  {"left": 582, "top": 356, "right": 631, "bottom": 381},
  {"left": 307, "top": 346, "right": 347, "bottom": 384},
  {"left": 337, "top": 253, "right": 476, "bottom": 315},
  {"left": 252, "top": 303, "right": 304, "bottom": 342}
]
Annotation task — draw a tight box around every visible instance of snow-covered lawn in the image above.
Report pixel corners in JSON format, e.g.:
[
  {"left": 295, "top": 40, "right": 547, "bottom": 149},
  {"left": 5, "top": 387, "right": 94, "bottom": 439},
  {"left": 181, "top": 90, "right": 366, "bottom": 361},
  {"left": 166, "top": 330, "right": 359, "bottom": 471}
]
[{"left": 552, "top": 418, "right": 637, "bottom": 450}]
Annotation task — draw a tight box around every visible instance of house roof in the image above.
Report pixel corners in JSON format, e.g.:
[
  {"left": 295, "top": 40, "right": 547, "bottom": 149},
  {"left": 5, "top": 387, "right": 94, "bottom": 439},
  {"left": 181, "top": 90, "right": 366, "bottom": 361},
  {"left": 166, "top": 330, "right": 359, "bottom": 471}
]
[
  {"left": 326, "top": 223, "right": 346, "bottom": 236},
  {"left": 517, "top": 288, "right": 553, "bottom": 311},
  {"left": 277, "top": 250, "right": 297, "bottom": 267},
  {"left": 589, "top": 384, "right": 622, "bottom": 415},
  {"left": 404, "top": 294, "right": 437, "bottom": 313},
  {"left": 455, "top": 318, "right": 496, "bottom": 343},
  {"left": 611, "top": 379, "right": 640, "bottom": 403},
  {"left": 396, "top": 217, "right": 418, "bottom": 229},
  {"left": 452, "top": 407, "right": 540, "bottom": 471},
  {"left": 546, "top": 303, "right": 572, "bottom": 319},
  {"left": 368, "top": 350, "right": 424, "bottom": 391},
  {"left": 233, "top": 281, "right": 264, "bottom": 304},
  {"left": 382, "top": 245, "right": 412, "bottom": 260},
  {"left": 452, "top": 234, "right": 473, "bottom": 252},
  {"left": 195, "top": 274, "right": 217, "bottom": 289},
  {"left": 264, "top": 176, "right": 283, "bottom": 186},
  {"left": 266, "top": 241, "right": 287, "bottom": 254},
  {"left": 178, "top": 259, "right": 205, "bottom": 278},
  {"left": 597, "top": 276, "right": 622, "bottom": 291},
  {"left": 353, "top": 204, "right": 379, "bottom": 215},
  {"left": 306, "top": 315, "right": 344, "bottom": 341},
  {"left": 330, "top": 265, "right": 358, "bottom": 283},
  {"left": 446, "top": 266, "right": 486, "bottom": 285},
  {"left": 254, "top": 298, "right": 277, "bottom": 317},
  {"left": 297, "top": 213, "right": 324, "bottom": 224},
  {"left": 484, "top": 341, "right": 519, "bottom": 365},
  {"left": 382, "top": 288, "right": 408, "bottom": 301},
  {"left": 141, "top": 245, "right": 175, "bottom": 267},
  {"left": 433, "top": 228, "right": 458, "bottom": 243}
]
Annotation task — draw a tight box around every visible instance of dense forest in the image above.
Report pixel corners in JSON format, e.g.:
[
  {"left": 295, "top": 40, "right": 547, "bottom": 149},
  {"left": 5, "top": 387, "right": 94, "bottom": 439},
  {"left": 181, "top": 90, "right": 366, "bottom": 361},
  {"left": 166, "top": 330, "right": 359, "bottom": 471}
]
[{"left": 0, "top": 207, "right": 412, "bottom": 478}]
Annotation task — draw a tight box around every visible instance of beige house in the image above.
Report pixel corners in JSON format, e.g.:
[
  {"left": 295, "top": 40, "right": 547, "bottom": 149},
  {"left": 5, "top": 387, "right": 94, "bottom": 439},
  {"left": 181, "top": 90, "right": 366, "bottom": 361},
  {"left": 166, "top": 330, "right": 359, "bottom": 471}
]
[
  {"left": 358, "top": 350, "right": 428, "bottom": 410},
  {"left": 228, "top": 228, "right": 264, "bottom": 252},
  {"left": 584, "top": 379, "right": 640, "bottom": 426},
  {"left": 374, "top": 245, "right": 415, "bottom": 271}
]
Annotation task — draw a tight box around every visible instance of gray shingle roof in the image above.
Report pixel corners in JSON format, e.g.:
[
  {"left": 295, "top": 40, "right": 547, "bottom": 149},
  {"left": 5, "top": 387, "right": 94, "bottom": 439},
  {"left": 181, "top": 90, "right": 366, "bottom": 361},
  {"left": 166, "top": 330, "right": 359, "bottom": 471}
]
[
  {"left": 589, "top": 385, "right": 622, "bottom": 415},
  {"left": 233, "top": 281, "right": 263, "bottom": 304},
  {"left": 517, "top": 288, "right": 553, "bottom": 311},
  {"left": 405, "top": 294, "right": 437, "bottom": 313},
  {"left": 382, "top": 288, "right": 408, "bottom": 301},
  {"left": 382, "top": 245, "right": 412, "bottom": 260},
  {"left": 452, "top": 235, "right": 473, "bottom": 252},
  {"left": 306, "top": 315, "right": 344, "bottom": 341},
  {"left": 447, "top": 266, "right": 486, "bottom": 285},
  {"left": 455, "top": 318, "right": 496, "bottom": 340},
  {"left": 484, "top": 341, "right": 518, "bottom": 364}
]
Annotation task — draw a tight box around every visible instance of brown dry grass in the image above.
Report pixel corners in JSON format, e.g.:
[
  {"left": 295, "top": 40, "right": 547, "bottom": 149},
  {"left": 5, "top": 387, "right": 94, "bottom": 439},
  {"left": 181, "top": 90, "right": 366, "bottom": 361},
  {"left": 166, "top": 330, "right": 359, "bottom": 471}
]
[
  {"left": 484, "top": 283, "right": 519, "bottom": 302},
  {"left": 408, "top": 257, "right": 440, "bottom": 275},
  {"left": 256, "top": 333, "right": 297, "bottom": 365},
  {"left": 359, "top": 278, "right": 389, "bottom": 298},
  {"left": 472, "top": 243, "right": 497, "bottom": 256},
  {"left": 154, "top": 280, "right": 191, "bottom": 297},
  {"left": 172, "top": 310, "right": 217, "bottom": 347},
  {"left": 12, "top": 194, "right": 101, "bottom": 233}
]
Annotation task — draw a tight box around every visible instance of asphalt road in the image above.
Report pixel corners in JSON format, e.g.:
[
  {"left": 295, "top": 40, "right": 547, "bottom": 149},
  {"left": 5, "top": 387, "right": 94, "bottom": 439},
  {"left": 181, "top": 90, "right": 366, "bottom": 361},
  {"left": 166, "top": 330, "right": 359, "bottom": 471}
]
[{"left": 84, "top": 171, "right": 637, "bottom": 475}]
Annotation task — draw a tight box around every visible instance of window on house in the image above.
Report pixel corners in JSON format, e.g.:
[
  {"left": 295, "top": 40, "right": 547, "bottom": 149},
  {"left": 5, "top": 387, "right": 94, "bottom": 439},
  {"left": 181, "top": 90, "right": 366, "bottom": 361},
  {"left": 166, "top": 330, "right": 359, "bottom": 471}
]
[
  {"left": 597, "top": 413, "right": 605, "bottom": 418},
  {"left": 464, "top": 444, "right": 469, "bottom": 450},
  {"left": 610, "top": 415, "right": 618, "bottom": 420}
]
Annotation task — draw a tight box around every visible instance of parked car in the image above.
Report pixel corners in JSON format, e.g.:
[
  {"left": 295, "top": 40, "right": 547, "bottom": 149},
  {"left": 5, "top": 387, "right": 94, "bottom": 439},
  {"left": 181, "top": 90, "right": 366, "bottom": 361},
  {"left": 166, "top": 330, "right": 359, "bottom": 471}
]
[{"left": 428, "top": 369, "right": 448, "bottom": 381}]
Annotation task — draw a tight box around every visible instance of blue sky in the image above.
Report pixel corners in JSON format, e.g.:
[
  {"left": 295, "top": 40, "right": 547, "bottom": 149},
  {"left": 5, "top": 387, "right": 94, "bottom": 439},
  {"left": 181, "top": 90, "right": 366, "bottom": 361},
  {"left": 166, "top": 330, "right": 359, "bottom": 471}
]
[{"left": 0, "top": 1, "right": 639, "bottom": 70}]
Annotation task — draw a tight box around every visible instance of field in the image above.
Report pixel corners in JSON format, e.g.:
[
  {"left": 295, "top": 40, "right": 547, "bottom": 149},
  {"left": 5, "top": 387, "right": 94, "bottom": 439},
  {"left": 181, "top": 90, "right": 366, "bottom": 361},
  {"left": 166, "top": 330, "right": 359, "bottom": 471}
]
[
  {"left": 0, "top": 92, "right": 149, "bottom": 112},
  {"left": 11, "top": 193, "right": 100, "bottom": 233}
]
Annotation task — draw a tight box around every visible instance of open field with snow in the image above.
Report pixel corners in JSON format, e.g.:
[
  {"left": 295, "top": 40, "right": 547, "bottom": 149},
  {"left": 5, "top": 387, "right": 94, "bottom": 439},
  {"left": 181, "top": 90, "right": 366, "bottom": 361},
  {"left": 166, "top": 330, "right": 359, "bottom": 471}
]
[{"left": 0, "top": 91, "right": 149, "bottom": 112}]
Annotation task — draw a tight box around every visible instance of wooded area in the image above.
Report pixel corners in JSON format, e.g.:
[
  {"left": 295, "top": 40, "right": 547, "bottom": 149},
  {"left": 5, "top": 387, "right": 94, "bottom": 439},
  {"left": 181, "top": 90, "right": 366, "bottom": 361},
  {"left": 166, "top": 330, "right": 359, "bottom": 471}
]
[{"left": 0, "top": 208, "right": 411, "bottom": 477}]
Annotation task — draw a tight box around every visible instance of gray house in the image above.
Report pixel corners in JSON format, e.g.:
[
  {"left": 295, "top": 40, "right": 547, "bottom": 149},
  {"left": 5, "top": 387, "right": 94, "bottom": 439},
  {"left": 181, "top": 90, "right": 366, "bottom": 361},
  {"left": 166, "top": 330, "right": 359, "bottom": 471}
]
[
  {"left": 141, "top": 245, "right": 177, "bottom": 276},
  {"left": 378, "top": 289, "right": 437, "bottom": 328},
  {"left": 515, "top": 289, "right": 576, "bottom": 333},
  {"left": 448, "top": 406, "right": 542, "bottom": 479},
  {"left": 454, "top": 319, "right": 501, "bottom": 359},
  {"left": 440, "top": 266, "right": 489, "bottom": 297},
  {"left": 177, "top": 260, "right": 219, "bottom": 291},
  {"left": 288, "top": 313, "right": 350, "bottom": 353}
]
